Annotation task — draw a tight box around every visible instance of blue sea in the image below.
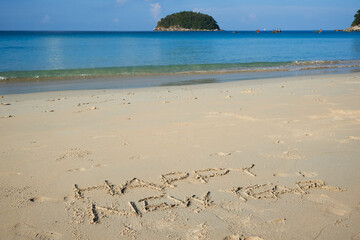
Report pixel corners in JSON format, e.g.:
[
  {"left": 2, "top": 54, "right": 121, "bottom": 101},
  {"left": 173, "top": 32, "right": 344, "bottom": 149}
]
[{"left": 0, "top": 31, "right": 360, "bottom": 94}]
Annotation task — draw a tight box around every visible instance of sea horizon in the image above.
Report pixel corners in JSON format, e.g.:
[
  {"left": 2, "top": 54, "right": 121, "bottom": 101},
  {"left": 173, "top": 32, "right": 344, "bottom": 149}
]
[{"left": 0, "top": 29, "right": 351, "bottom": 33}]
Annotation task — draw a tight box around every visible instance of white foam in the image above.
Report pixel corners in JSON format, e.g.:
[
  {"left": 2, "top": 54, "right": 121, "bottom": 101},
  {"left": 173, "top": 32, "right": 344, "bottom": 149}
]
[
  {"left": 293, "top": 60, "right": 360, "bottom": 67},
  {"left": 0, "top": 76, "right": 7, "bottom": 81}
]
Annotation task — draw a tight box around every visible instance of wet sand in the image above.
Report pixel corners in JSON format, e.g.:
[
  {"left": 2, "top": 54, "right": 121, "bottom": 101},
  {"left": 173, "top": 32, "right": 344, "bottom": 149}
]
[{"left": 1, "top": 73, "right": 360, "bottom": 239}]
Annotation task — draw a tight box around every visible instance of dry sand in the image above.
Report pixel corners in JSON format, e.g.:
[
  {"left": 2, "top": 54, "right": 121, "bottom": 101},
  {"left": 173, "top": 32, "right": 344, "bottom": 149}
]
[{"left": 0, "top": 73, "right": 360, "bottom": 240}]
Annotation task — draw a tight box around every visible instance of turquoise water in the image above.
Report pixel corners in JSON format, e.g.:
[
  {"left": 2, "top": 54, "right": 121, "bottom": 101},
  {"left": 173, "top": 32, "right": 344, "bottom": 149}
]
[{"left": 0, "top": 31, "right": 360, "bottom": 93}]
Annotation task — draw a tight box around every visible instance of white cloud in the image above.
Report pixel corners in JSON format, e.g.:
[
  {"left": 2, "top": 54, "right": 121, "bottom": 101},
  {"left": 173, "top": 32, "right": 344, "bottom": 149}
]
[
  {"left": 41, "top": 14, "right": 50, "bottom": 23},
  {"left": 117, "top": 0, "right": 130, "bottom": 6},
  {"left": 249, "top": 13, "right": 257, "bottom": 21},
  {"left": 150, "top": 2, "right": 161, "bottom": 21}
]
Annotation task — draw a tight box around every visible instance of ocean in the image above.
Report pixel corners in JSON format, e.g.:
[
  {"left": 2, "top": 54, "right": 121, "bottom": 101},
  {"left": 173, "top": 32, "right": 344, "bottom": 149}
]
[{"left": 0, "top": 31, "right": 360, "bottom": 94}]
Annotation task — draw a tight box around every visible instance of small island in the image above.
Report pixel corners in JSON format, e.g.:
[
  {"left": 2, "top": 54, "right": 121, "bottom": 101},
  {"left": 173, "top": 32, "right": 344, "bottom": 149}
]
[{"left": 154, "top": 11, "right": 221, "bottom": 31}]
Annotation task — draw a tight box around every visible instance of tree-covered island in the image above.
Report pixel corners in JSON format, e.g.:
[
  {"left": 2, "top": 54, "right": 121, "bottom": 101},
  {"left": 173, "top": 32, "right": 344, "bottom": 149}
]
[
  {"left": 351, "top": 10, "right": 360, "bottom": 27},
  {"left": 154, "top": 11, "right": 221, "bottom": 31},
  {"left": 339, "top": 9, "right": 360, "bottom": 32}
]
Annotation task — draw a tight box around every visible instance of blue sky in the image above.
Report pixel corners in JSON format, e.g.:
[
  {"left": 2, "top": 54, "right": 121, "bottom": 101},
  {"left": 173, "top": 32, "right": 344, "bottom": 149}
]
[{"left": 0, "top": 0, "right": 358, "bottom": 31}]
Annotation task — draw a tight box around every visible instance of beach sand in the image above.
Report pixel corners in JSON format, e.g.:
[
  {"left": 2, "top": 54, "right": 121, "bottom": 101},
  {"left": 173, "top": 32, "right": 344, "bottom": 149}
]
[{"left": 1, "top": 73, "right": 360, "bottom": 240}]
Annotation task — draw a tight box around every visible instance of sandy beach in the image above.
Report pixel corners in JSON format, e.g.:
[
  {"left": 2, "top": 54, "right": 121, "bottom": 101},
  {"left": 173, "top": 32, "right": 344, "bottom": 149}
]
[{"left": 1, "top": 73, "right": 360, "bottom": 240}]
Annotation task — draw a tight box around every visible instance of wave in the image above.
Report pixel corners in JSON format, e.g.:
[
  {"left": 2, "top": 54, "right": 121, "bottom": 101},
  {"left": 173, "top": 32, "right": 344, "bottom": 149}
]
[
  {"left": 292, "top": 60, "right": 360, "bottom": 66},
  {"left": 0, "top": 60, "right": 359, "bottom": 82}
]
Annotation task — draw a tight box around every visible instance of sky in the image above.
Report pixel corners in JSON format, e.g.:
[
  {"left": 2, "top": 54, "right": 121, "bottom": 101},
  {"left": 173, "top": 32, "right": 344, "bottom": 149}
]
[{"left": 0, "top": 0, "right": 359, "bottom": 31}]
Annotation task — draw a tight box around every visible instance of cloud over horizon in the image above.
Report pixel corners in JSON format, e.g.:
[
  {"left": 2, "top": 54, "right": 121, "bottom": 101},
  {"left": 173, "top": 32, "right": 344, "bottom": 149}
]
[
  {"left": 41, "top": 14, "right": 50, "bottom": 23},
  {"left": 150, "top": 2, "right": 161, "bottom": 21},
  {"left": 116, "top": 0, "right": 130, "bottom": 5}
]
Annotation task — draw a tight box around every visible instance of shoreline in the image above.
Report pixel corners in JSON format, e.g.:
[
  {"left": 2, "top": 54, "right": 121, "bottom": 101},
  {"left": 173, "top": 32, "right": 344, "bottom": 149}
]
[
  {"left": 1, "top": 71, "right": 358, "bottom": 96},
  {"left": 1, "top": 60, "right": 360, "bottom": 82},
  {"left": 1, "top": 64, "right": 359, "bottom": 95},
  {"left": 1, "top": 72, "right": 360, "bottom": 239}
]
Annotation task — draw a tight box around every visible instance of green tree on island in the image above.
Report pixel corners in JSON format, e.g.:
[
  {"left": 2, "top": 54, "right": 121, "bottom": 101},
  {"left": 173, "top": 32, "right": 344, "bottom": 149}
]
[
  {"left": 156, "top": 11, "right": 220, "bottom": 30},
  {"left": 352, "top": 9, "right": 360, "bottom": 26}
]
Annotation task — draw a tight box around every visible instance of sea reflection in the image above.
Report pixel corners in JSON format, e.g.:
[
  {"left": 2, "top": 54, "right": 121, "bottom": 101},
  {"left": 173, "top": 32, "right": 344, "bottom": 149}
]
[
  {"left": 43, "top": 37, "right": 64, "bottom": 70},
  {"left": 352, "top": 37, "right": 360, "bottom": 59}
]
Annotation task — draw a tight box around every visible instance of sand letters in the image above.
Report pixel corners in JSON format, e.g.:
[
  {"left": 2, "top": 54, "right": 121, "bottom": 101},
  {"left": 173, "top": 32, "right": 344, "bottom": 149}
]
[
  {"left": 68, "top": 165, "right": 256, "bottom": 223},
  {"left": 223, "top": 180, "right": 345, "bottom": 202},
  {"left": 68, "top": 164, "right": 345, "bottom": 225}
]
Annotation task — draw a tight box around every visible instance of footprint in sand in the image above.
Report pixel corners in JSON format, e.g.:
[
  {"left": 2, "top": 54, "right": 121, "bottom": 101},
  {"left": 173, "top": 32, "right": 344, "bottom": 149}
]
[
  {"left": 310, "top": 109, "right": 360, "bottom": 121},
  {"left": 348, "top": 136, "right": 360, "bottom": 140},
  {"left": 297, "top": 171, "right": 318, "bottom": 178},
  {"left": 262, "top": 148, "right": 305, "bottom": 161},
  {"left": 210, "top": 152, "right": 232, "bottom": 157},
  {"left": 28, "top": 196, "right": 61, "bottom": 203},
  {"left": 74, "top": 107, "right": 99, "bottom": 113},
  {"left": 47, "top": 97, "right": 66, "bottom": 102},
  {"left": 67, "top": 164, "right": 107, "bottom": 172},
  {"left": 213, "top": 151, "right": 242, "bottom": 157},
  {"left": 240, "top": 89, "right": 254, "bottom": 94},
  {"left": 0, "top": 102, "right": 11, "bottom": 106},
  {"left": 273, "top": 171, "right": 317, "bottom": 178},
  {"left": 281, "top": 120, "right": 298, "bottom": 124},
  {"left": 1, "top": 115, "right": 14, "bottom": 119},
  {"left": 223, "top": 234, "right": 264, "bottom": 240},
  {"left": 129, "top": 155, "right": 146, "bottom": 160},
  {"left": 270, "top": 218, "right": 286, "bottom": 224},
  {"left": 119, "top": 225, "right": 138, "bottom": 239},
  {"left": 67, "top": 167, "right": 87, "bottom": 172},
  {"left": 282, "top": 149, "right": 305, "bottom": 160},
  {"left": 267, "top": 218, "right": 287, "bottom": 232},
  {"left": 272, "top": 173, "right": 293, "bottom": 178},
  {"left": 337, "top": 136, "right": 360, "bottom": 144},
  {"left": 0, "top": 172, "right": 21, "bottom": 176},
  {"left": 14, "top": 223, "right": 62, "bottom": 240},
  {"left": 314, "top": 98, "right": 325, "bottom": 103},
  {"left": 188, "top": 222, "right": 209, "bottom": 240},
  {"left": 352, "top": 232, "right": 360, "bottom": 240},
  {"left": 206, "top": 112, "right": 258, "bottom": 122},
  {"left": 174, "top": 121, "right": 190, "bottom": 127},
  {"left": 91, "top": 135, "right": 117, "bottom": 140},
  {"left": 77, "top": 102, "right": 90, "bottom": 106},
  {"left": 305, "top": 194, "right": 351, "bottom": 217},
  {"left": 244, "top": 237, "right": 264, "bottom": 240},
  {"left": 57, "top": 148, "right": 91, "bottom": 161}
]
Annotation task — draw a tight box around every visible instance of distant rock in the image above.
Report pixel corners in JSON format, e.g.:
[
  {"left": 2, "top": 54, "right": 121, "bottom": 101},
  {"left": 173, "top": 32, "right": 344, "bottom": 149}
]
[
  {"left": 343, "top": 25, "right": 360, "bottom": 32},
  {"left": 153, "top": 26, "right": 221, "bottom": 32},
  {"left": 335, "top": 25, "right": 360, "bottom": 32}
]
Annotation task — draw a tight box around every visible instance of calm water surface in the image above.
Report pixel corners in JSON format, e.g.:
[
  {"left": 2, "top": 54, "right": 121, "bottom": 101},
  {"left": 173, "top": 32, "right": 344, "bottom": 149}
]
[{"left": 0, "top": 31, "right": 360, "bottom": 93}]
